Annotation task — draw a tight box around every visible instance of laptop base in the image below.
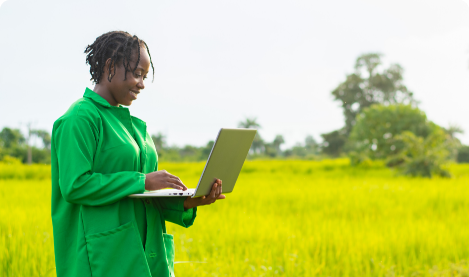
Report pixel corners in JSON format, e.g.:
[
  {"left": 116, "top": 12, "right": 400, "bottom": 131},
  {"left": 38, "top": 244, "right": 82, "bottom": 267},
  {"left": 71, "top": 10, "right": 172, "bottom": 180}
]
[{"left": 129, "top": 189, "right": 195, "bottom": 198}]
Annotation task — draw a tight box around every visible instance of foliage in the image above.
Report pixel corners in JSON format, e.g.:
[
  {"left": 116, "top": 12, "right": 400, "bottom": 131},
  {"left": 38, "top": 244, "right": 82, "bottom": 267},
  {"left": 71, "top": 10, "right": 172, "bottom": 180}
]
[
  {"left": 31, "top": 129, "right": 51, "bottom": 149},
  {"left": 442, "top": 124, "right": 463, "bottom": 160},
  {"left": 348, "top": 104, "right": 437, "bottom": 161},
  {"left": 2, "top": 160, "right": 469, "bottom": 276},
  {"left": 332, "top": 53, "right": 415, "bottom": 135},
  {"left": 322, "top": 53, "right": 416, "bottom": 156},
  {"left": 151, "top": 132, "right": 166, "bottom": 153},
  {"left": 264, "top": 135, "right": 285, "bottom": 157},
  {"left": 238, "top": 117, "right": 264, "bottom": 154},
  {"left": 388, "top": 130, "right": 452, "bottom": 178},
  {"left": 151, "top": 133, "right": 214, "bottom": 162},
  {"left": 320, "top": 129, "right": 347, "bottom": 157},
  {"left": 457, "top": 145, "right": 469, "bottom": 163},
  {"left": 0, "top": 128, "right": 25, "bottom": 148},
  {"left": 283, "top": 135, "right": 320, "bottom": 158},
  {"left": 0, "top": 127, "right": 51, "bottom": 164},
  {"left": 348, "top": 104, "right": 459, "bottom": 178},
  {"left": 150, "top": 118, "right": 322, "bottom": 161}
]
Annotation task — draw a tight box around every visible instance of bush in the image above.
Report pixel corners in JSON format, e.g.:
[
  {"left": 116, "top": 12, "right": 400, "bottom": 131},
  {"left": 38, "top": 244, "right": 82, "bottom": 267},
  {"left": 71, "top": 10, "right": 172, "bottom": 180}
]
[
  {"left": 388, "top": 130, "right": 451, "bottom": 178},
  {"left": 0, "top": 156, "right": 51, "bottom": 180},
  {"left": 457, "top": 146, "right": 469, "bottom": 163},
  {"left": 348, "top": 104, "right": 437, "bottom": 160}
]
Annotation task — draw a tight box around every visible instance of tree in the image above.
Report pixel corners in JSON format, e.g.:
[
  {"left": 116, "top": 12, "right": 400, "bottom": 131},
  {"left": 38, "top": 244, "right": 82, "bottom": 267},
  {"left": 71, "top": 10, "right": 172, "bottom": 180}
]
[
  {"left": 0, "top": 127, "right": 25, "bottom": 148},
  {"left": 304, "top": 135, "right": 319, "bottom": 155},
  {"left": 238, "top": 117, "right": 264, "bottom": 154},
  {"left": 201, "top": 140, "right": 215, "bottom": 159},
  {"left": 31, "top": 129, "right": 51, "bottom": 149},
  {"left": 0, "top": 128, "right": 26, "bottom": 161},
  {"left": 332, "top": 53, "right": 416, "bottom": 135},
  {"left": 322, "top": 53, "right": 416, "bottom": 156},
  {"left": 151, "top": 133, "right": 167, "bottom": 152},
  {"left": 264, "top": 135, "right": 285, "bottom": 157},
  {"left": 179, "top": 145, "right": 199, "bottom": 159},
  {"left": 321, "top": 129, "right": 347, "bottom": 157},
  {"left": 250, "top": 135, "right": 265, "bottom": 154},
  {"left": 348, "top": 104, "right": 437, "bottom": 161},
  {"left": 238, "top": 117, "right": 261, "bottom": 129},
  {"left": 272, "top": 135, "right": 285, "bottom": 154}
]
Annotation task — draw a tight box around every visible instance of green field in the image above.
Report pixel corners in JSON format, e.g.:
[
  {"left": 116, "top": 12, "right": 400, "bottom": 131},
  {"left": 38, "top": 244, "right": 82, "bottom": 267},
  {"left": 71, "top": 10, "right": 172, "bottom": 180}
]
[{"left": 1, "top": 159, "right": 469, "bottom": 276}]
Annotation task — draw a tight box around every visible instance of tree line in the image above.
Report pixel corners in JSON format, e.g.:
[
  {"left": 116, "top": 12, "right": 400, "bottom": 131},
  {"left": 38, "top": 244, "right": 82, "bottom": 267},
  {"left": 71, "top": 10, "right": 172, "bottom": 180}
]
[
  {"left": 1, "top": 53, "right": 468, "bottom": 177},
  {"left": 319, "top": 53, "right": 468, "bottom": 177}
]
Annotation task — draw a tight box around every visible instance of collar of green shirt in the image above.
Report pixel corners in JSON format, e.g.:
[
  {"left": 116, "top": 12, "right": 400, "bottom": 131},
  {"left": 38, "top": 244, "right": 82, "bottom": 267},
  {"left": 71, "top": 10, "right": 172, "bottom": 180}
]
[{"left": 84, "top": 87, "right": 125, "bottom": 108}]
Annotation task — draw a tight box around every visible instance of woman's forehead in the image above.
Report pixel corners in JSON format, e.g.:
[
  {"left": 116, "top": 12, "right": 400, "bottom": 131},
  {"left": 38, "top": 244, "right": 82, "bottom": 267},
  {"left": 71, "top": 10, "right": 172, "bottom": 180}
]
[{"left": 125, "top": 47, "right": 151, "bottom": 72}]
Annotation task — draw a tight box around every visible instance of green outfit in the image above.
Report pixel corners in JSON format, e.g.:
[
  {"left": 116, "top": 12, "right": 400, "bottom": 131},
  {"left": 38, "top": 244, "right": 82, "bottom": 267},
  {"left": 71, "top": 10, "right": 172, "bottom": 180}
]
[{"left": 51, "top": 88, "right": 196, "bottom": 277}]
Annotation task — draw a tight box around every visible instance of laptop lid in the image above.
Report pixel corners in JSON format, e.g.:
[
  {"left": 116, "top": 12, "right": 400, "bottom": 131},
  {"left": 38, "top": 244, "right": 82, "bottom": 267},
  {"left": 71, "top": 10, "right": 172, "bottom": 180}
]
[{"left": 193, "top": 128, "right": 256, "bottom": 197}]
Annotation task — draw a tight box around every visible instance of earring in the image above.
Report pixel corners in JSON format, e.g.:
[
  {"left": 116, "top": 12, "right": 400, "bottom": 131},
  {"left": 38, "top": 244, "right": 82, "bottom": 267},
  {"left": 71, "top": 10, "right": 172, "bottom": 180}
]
[{"left": 109, "top": 73, "right": 112, "bottom": 79}]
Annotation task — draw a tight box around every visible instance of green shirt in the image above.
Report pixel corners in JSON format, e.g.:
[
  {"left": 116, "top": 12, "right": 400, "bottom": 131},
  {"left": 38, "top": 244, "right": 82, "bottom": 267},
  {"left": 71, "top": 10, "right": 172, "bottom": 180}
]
[{"left": 51, "top": 88, "right": 196, "bottom": 277}]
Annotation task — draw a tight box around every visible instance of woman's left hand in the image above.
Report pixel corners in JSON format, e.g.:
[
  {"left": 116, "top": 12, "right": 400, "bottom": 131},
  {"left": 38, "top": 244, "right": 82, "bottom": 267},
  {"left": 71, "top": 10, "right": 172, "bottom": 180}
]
[{"left": 183, "top": 179, "right": 225, "bottom": 210}]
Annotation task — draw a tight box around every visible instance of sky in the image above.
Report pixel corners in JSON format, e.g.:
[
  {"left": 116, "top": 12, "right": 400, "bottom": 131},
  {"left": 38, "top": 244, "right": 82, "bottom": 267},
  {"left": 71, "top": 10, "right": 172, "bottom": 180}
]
[{"left": 0, "top": 0, "right": 468, "bottom": 148}]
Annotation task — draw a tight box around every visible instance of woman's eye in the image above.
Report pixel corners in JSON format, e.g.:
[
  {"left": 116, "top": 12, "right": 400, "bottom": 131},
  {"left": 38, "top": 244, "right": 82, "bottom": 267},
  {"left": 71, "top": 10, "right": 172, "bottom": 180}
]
[{"left": 134, "top": 72, "right": 146, "bottom": 80}]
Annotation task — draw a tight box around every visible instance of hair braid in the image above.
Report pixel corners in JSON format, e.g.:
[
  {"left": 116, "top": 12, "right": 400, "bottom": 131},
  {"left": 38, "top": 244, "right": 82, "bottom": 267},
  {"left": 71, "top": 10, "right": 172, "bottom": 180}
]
[
  {"left": 84, "top": 31, "right": 154, "bottom": 84},
  {"left": 142, "top": 41, "right": 155, "bottom": 82},
  {"left": 133, "top": 37, "right": 141, "bottom": 73}
]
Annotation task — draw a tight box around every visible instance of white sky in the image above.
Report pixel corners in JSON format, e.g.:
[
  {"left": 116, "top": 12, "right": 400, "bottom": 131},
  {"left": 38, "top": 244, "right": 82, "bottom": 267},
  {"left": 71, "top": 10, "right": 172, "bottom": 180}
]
[{"left": 0, "top": 0, "right": 468, "bottom": 148}]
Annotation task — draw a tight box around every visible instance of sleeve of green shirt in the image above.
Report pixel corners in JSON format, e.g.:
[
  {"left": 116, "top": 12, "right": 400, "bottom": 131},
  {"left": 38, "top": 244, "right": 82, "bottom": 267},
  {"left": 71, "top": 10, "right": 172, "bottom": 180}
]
[
  {"left": 54, "top": 115, "right": 145, "bottom": 206},
  {"left": 156, "top": 197, "right": 197, "bottom": 228}
]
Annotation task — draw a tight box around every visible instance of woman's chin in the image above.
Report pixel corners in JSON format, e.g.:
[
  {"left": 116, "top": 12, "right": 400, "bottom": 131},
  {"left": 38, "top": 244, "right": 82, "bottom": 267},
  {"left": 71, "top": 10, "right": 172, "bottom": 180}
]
[{"left": 120, "top": 99, "right": 133, "bottom": 106}]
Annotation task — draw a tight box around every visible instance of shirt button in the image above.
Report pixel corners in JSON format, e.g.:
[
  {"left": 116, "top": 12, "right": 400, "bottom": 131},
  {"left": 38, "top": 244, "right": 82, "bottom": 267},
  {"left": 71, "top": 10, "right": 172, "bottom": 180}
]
[{"left": 145, "top": 200, "right": 151, "bottom": 204}]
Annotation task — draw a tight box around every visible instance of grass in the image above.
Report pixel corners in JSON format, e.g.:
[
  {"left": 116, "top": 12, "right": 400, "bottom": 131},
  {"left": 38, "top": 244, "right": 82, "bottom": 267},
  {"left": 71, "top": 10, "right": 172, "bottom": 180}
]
[{"left": 1, "top": 160, "right": 469, "bottom": 276}]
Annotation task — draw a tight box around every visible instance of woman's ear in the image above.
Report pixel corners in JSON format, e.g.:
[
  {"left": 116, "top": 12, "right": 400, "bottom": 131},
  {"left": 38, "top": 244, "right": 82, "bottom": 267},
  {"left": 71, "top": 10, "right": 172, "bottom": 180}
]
[{"left": 104, "top": 58, "right": 114, "bottom": 82}]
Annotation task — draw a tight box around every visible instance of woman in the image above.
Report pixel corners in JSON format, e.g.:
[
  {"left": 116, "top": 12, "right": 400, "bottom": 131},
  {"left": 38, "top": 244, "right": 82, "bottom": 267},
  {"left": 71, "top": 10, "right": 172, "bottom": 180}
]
[{"left": 51, "top": 31, "right": 225, "bottom": 277}]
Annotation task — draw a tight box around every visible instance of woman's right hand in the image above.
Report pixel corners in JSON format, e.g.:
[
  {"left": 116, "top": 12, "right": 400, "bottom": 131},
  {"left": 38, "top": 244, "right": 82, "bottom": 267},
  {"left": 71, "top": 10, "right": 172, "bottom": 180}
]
[{"left": 144, "top": 170, "right": 188, "bottom": 191}]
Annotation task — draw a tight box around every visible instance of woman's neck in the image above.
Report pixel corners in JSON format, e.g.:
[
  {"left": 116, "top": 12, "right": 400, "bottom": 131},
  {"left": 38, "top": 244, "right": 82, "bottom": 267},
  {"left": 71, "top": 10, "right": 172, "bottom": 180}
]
[{"left": 93, "top": 84, "right": 119, "bottom": 107}]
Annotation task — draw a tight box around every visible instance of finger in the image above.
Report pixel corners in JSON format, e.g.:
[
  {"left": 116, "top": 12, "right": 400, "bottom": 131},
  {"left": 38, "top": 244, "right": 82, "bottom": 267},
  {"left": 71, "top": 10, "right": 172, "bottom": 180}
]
[
  {"left": 217, "top": 194, "right": 226, "bottom": 199},
  {"left": 215, "top": 183, "right": 220, "bottom": 197},
  {"left": 218, "top": 183, "right": 222, "bottom": 196},
  {"left": 167, "top": 175, "right": 188, "bottom": 190},
  {"left": 210, "top": 183, "right": 217, "bottom": 199},
  {"left": 167, "top": 180, "right": 187, "bottom": 191},
  {"left": 170, "top": 178, "right": 188, "bottom": 190}
]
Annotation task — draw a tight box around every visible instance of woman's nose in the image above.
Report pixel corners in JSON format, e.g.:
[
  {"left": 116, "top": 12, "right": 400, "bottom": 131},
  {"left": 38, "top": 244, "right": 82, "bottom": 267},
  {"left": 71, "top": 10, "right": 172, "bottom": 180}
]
[{"left": 137, "top": 80, "right": 145, "bottom": 90}]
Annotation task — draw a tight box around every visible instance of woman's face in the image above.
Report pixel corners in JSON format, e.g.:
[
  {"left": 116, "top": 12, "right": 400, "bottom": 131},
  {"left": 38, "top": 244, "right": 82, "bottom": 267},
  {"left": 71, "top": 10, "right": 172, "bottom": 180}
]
[{"left": 105, "top": 46, "right": 151, "bottom": 106}]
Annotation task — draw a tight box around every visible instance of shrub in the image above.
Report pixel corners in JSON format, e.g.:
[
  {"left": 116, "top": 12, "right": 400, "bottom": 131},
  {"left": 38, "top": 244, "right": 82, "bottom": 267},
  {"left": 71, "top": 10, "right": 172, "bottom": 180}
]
[
  {"left": 348, "top": 104, "right": 437, "bottom": 160},
  {"left": 388, "top": 130, "right": 451, "bottom": 178}
]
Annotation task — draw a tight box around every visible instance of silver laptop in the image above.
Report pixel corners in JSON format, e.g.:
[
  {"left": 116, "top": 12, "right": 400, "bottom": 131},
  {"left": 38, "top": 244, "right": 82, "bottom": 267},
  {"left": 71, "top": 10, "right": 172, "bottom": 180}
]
[{"left": 128, "top": 128, "right": 256, "bottom": 198}]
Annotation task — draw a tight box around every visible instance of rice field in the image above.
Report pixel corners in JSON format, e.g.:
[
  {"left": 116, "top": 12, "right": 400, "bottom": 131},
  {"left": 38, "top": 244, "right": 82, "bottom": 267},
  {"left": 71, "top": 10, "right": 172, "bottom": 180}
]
[{"left": 1, "top": 159, "right": 469, "bottom": 276}]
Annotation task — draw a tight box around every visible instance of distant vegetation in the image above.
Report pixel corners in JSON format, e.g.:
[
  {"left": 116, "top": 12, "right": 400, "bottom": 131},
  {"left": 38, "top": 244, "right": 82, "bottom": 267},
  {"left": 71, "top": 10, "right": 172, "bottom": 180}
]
[{"left": 0, "top": 53, "right": 467, "bottom": 177}]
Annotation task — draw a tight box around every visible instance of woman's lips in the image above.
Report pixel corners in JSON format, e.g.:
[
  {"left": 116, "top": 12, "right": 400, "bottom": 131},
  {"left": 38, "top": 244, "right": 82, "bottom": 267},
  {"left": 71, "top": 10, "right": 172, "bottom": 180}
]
[{"left": 130, "top": 90, "right": 138, "bottom": 100}]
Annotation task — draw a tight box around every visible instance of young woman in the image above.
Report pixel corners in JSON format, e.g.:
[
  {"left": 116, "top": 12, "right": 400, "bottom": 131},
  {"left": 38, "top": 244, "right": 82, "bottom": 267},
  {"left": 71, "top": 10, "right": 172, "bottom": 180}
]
[{"left": 51, "top": 31, "right": 225, "bottom": 277}]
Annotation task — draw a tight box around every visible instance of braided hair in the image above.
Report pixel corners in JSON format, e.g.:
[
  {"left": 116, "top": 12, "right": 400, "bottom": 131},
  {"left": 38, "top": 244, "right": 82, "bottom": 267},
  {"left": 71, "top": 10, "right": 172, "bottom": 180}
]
[{"left": 84, "top": 31, "right": 155, "bottom": 84}]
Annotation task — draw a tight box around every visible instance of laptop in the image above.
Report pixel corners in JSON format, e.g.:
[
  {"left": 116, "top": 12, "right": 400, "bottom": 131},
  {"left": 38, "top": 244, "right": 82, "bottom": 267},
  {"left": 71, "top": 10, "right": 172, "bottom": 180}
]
[{"left": 128, "top": 128, "right": 256, "bottom": 198}]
